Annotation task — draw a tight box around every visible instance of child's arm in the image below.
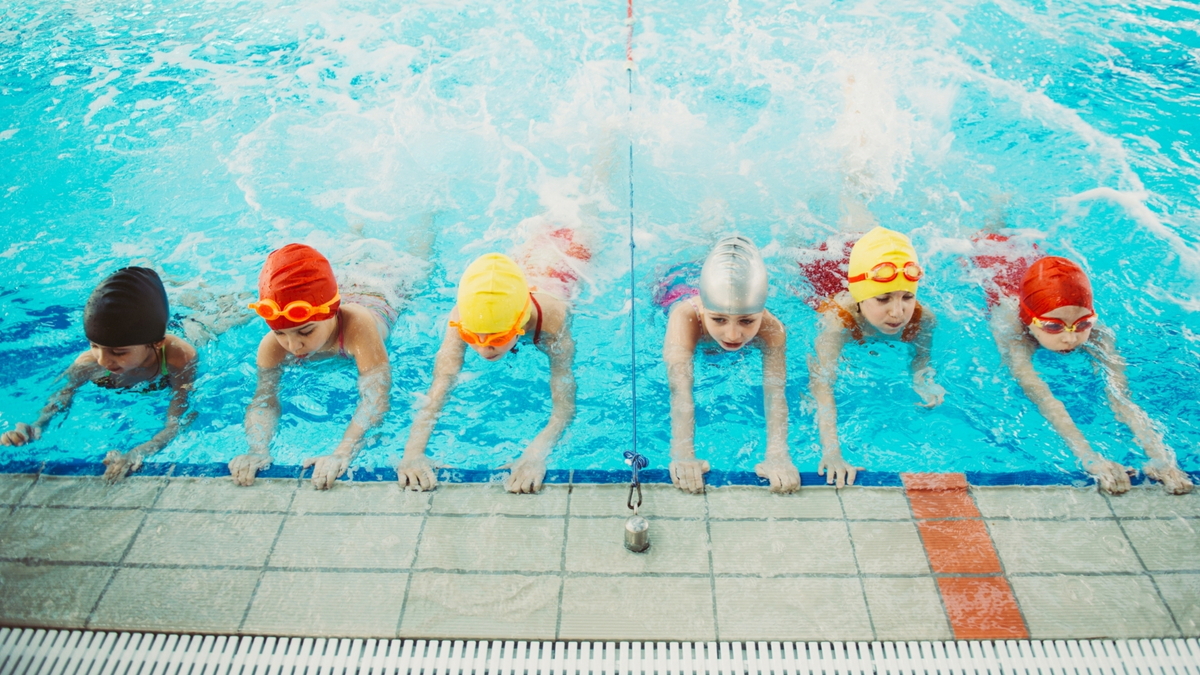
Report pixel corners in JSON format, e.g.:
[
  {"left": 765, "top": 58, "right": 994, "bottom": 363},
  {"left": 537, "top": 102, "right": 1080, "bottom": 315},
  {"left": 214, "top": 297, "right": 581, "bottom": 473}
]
[
  {"left": 305, "top": 309, "right": 393, "bottom": 490},
  {"left": 399, "top": 315, "right": 467, "bottom": 491},
  {"left": 230, "top": 336, "right": 285, "bottom": 486},
  {"left": 504, "top": 315, "right": 577, "bottom": 494},
  {"left": 1088, "top": 329, "right": 1193, "bottom": 494},
  {"left": 755, "top": 312, "right": 800, "bottom": 492},
  {"left": 0, "top": 352, "right": 97, "bottom": 447},
  {"left": 810, "top": 309, "right": 861, "bottom": 487},
  {"left": 990, "top": 308, "right": 1131, "bottom": 493},
  {"left": 909, "top": 308, "right": 945, "bottom": 408},
  {"left": 664, "top": 302, "right": 707, "bottom": 493},
  {"left": 103, "top": 339, "right": 198, "bottom": 482}
]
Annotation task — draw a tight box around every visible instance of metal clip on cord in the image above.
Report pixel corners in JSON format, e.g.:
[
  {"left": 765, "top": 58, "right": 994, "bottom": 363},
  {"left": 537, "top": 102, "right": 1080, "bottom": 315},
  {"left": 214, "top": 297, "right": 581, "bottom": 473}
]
[{"left": 624, "top": 450, "right": 647, "bottom": 514}]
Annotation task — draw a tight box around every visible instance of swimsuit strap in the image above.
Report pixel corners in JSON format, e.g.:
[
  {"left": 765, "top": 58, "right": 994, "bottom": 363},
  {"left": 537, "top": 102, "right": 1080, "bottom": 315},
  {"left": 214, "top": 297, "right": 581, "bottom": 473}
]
[
  {"left": 336, "top": 310, "right": 349, "bottom": 358},
  {"left": 687, "top": 297, "right": 707, "bottom": 337},
  {"left": 160, "top": 343, "right": 168, "bottom": 377},
  {"left": 530, "top": 294, "right": 543, "bottom": 345},
  {"left": 816, "top": 297, "right": 864, "bottom": 342},
  {"left": 901, "top": 302, "right": 923, "bottom": 343}
]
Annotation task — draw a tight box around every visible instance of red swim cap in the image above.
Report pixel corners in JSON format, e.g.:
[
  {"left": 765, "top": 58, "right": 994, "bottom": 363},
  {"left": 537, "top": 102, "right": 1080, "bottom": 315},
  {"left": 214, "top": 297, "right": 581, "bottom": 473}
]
[
  {"left": 257, "top": 244, "right": 340, "bottom": 330},
  {"left": 1018, "top": 256, "right": 1092, "bottom": 325}
]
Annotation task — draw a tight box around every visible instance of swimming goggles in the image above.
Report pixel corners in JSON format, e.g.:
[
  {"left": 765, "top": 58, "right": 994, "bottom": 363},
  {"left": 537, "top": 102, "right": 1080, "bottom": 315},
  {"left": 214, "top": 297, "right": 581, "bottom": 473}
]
[
  {"left": 1029, "top": 312, "right": 1098, "bottom": 334},
  {"left": 848, "top": 261, "right": 924, "bottom": 284},
  {"left": 248, "top": 292, "right": 341, "bottom": 323},
  {"left": 448, "top": 298, "right": 530, "bottom": 348}
]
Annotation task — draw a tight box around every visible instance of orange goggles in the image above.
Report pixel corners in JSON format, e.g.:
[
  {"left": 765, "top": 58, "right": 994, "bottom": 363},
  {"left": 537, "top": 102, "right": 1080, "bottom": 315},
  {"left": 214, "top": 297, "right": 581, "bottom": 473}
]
[
  {"left": 848, "top": 261, "right": 923, "bottom": 284},
  {"left": 448, "top": 299, "right": 529, "bottom": 348},
  {"left": 248, "top": 292, "right": 341, "bottom": 323}
]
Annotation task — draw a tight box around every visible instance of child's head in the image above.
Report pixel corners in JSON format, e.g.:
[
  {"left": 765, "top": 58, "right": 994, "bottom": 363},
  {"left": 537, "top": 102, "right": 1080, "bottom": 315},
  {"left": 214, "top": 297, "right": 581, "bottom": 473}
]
[
  {"left": 452, "top": 253, "right": 531, "bottom": 361},
  {"left": 848, "top": 226, "right": 922, "bottom": 335},
  {"left": 84, "top": 267, "right": 169, "bottom": 372},
  {"left": 1019, "top": 256, "right": 1095, "bottom": 353},
  {"left": 251, "top": 244, "right": 342, "bottom": 358},
  {"left": 699, "top": 235, "right": 768, "bottom": 351}
]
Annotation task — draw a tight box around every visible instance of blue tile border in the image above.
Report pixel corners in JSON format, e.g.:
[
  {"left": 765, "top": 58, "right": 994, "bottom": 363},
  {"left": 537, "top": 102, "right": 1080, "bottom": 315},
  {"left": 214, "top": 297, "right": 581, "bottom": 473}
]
[{"left": 7, "top": 460, "right": 1196, "bottom": 488}]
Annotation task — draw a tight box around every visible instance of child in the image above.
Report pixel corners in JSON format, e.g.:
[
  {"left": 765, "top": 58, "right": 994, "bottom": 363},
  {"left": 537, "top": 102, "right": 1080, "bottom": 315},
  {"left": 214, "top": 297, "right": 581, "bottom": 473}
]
[
  {"left": 659, "top": 236, "right": 796, "bottom": 493},
  {"left": 805, "top": 226, "right": 943, "bottom": 487},
  {"left": 228, "top": 243, "right": 404, "bottom": 490},
  {"left": 0, "top": 267, "right": 197, "bottom": 482},
  {"left": 399, "top": 242, "right": 585, "bottom": 494},
  {"left": 979, "top": 245, "right": 1192, "bottom": 495}
]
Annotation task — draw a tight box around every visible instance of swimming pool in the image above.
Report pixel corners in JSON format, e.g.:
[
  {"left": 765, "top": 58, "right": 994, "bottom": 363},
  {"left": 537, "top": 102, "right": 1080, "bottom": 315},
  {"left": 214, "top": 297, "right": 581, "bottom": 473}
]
[{"left": 1, "top": 0, "right": 1198, "bottom": 485}]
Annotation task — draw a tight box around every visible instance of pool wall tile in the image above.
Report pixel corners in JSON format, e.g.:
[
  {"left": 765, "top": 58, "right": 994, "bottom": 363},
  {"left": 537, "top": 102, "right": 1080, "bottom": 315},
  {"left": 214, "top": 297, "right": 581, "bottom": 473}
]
[
  {"left": 987, "top": 520, "right": 1141, "bottom": 574},
  {"left": 22, "top": 476, "right": 164, "bottom": 509},
  {"left": 269, "top": 515, "right": 423, "bottom": 569},
  {"left": 863, "top": 577, "right": 952, "bottom": 641},
  {"left": 1010, "top": 574, "right": 1180, "bottom": 639},
  {"left": 0, "top": 562, "right": 114, "bottom": 628},
  {"left": 714, "top": 578, "right": 871, "bottom": 641},
  {"left": 157, "top": 478, "right": 296, "bottom": 512},
  {"left": 243, "top": 571, "right": 408, "bottom": 637},
  {"left": 415, "top": 516, "right": 564, "bottom": 572},
  {"left": 559, "top": 575, "right": 715, "bottom": 640},
  {"left": 90, "top": 568, "right": 260, "bottom": 633},
  {"left": 706, "top": 486, "right": 841, "bottom": 520},
  {"left": 124, "top": 512, "right": 284, "bottom": 567},
  {"left": 0, "top": 508, "right": 144, "bottom": 563},
  {"left": 430, "top": 484, "right": 567, "bottom": 517},
  {"left": 709, "top": 521, "right": 855, "bottom": 576},
  {"left": 564, "top": 517, "right": 710, "bottom": 575},
  {"left": 401, "top": 572, "right": 560, "bottom": 639}
]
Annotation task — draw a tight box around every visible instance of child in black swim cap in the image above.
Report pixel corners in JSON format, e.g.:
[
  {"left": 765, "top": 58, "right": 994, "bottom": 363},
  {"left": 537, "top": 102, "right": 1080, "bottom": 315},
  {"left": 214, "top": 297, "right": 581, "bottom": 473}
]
[{"left": 0, "top": 267, "right": 198, "bottom": 482}]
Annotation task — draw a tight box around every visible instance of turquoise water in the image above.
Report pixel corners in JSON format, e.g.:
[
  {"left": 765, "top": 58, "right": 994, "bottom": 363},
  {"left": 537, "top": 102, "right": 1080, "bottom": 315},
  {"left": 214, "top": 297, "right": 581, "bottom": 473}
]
[{"left": 1, "top": 0, "right": 1198, "bottom": 481}]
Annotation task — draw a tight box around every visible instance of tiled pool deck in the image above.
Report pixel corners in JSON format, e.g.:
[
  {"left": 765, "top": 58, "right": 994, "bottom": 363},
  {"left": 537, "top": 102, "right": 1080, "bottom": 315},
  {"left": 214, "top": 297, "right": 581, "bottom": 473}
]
[{"left": 0, "top": 474, "right": 1197, "bottom": 641}]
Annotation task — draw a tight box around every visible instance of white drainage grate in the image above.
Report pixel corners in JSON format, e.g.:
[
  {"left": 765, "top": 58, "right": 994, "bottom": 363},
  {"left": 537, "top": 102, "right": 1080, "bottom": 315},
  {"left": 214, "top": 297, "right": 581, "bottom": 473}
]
[{"left": 1, "top": 629, "right": 1198, "bottom": 675}]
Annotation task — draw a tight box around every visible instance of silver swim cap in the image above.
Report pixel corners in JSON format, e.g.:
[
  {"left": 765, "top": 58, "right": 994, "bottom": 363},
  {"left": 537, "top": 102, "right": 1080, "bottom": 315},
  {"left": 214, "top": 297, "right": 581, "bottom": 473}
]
[{"left": 699, "top": 235, "right": 769, "bottom": 315}]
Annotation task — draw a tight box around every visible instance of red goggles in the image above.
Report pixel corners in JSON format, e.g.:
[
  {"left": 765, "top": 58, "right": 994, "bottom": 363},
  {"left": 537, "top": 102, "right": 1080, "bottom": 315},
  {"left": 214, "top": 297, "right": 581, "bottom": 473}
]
[
  {"left": 1030, "top": 312, "right": 1098, "bottom": 335},
  {"left": 848, "top": 261, "right": 923, "bottom": 284},
  {"left": 249, "top": 292, "right": 341, "bottom": 323},
  {"left": 448, "top": 299, "right": 530, "bottom": 348}
]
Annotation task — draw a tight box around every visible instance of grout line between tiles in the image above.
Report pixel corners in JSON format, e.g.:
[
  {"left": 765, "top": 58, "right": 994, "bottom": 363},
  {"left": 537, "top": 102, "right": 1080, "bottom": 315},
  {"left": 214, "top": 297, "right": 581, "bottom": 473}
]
[
  {"left": 1103, "top": 489, "right": 1184, "bottom": 636},
  {"left": 83, "top": 478, "right": 171, "bottom": 627},
  {"left": 704, "top": 489, "right": 719, "bottom": 642},
  {"left": 236, "top": 477, "right": 300, "bottom": 633},
  {"left": 554, "top": 474, "right": 572, "bottom": 640},
  {"left": 837, "top": 488, "right": 876, "bottom": 640},
  {"left": 395, "top": 487, "right": 433, "bottom": 637}
]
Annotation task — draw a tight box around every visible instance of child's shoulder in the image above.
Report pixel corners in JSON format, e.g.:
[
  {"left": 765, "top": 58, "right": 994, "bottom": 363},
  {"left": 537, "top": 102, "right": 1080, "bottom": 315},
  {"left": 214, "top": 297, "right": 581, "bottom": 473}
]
[{"left": 164, "top": 335, "right": 198, "bottom": 369}]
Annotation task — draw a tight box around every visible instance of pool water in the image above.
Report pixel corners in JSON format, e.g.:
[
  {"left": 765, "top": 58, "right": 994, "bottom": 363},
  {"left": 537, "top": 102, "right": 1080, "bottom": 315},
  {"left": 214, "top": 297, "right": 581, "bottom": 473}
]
[{"left": 1, "top": 0, "right": 1198, "bottom": 482}]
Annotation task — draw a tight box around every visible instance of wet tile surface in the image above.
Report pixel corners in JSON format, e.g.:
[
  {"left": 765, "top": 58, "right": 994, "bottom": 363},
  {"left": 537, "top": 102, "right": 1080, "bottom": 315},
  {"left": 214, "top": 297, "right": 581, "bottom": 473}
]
[
  {"left": 987, "top": 519, "right": 1141, "bottom": 574},
  {"left": 1106, "top": 487, "right": 1200, "bottom": 519},
  {"left": 125, "top": 512, "right": 283, "bottom": 567},
  {"left": 415, "top": 516, "right": 564, "bottom": 572},
  {"left": 564, "top": 517, "right": 710, "bottom": 575},
  {"left": 707, "top": 486, "right": 842, "bottom": 520},
  {"left": 270, "top": 515, "right": 423, "bottom": 569},
  {"left": 23, "top": 476, "right": 164, "bottom": 509},
  {"left": 863, "top": 577, "right": 951, "bottom": 640},
  {"left": 848, "top": 521, "right": 929, "bottom": 575},
  {"left": 244, "top": 571, "right": 408, "bottom": 637},
  {"left": 710, "top": 521, "right": 854, "bottom": 575},
  {"left": 431, "top": 484, "right": 566, "bottom": 516},
  {"left": 0, "top": 475, "right": 35, "bottom": 505},
  {"left": 714, "top": 577, "right": 871, "bottom": 641},
  {"left": 91, "top": 568, "right": 259, "bottom": 633},
  {"left": 1121, "top": 519, "right": 1200, "bottom": 571},
  {"left": 292, "top": 482, "right": 431, "bottom": 515},
  {"left": 0, "top": 508, "right": 144, "bottom": 562},
  {"left": 0, "top": 563, "right": 113, "bottom": 627},
  {"left": 402, "top": 572, "right": 560, "bottom": 639},
  {"left": 972, "top": 486, "right": 1111, "bottom": 520},
  {"left": 838, "top": 487, "right": 911, "bottom": 520},
  {"left": 1011, "top": 574, "right": 1179, "bottom": 639},
  {"left": 158, "top": 477, "right": 296, "bottom": 512},
  {"left": 560, "top": 575, "right": 715, "bottom": 640},
  {"left": 569, "top": 484, "right": 705, "bottom": 519},
  {"left": 1153, "top": 574, "right": 1200, "bottom": 635}
]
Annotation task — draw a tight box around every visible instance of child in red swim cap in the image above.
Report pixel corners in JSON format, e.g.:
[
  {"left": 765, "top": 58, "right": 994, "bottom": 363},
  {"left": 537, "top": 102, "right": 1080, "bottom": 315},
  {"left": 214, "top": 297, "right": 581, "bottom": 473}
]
[
  {"left": 0, "top": 267, "right": 199, "bottom": 482},
  {"left": 977, "top": 241, "right": 1192, "bottom": 495},
  {"left": 229, "top": 241, "right": 420, "bottom": 490}
]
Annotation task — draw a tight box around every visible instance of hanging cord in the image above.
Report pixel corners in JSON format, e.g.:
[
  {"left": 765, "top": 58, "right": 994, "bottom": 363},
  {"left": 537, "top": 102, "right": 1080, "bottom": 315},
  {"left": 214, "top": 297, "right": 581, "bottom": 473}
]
[
  {"left": 625, "top": 450, "right": 646, "bottom": 513},
  {"left": 625, "top": 0, "right": 638, "bottom": 468}
]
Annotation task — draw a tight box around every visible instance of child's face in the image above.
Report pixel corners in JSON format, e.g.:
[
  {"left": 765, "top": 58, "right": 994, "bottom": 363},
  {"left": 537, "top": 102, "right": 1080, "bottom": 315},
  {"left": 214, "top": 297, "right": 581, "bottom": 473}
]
[
  {"left": 469, "top": 336, "right": 519, "bottom": 362},
  {"left": 90, "top": 343, "right": 157, "bottom": 373},
  {"left": 703, "top": 311, "right": 764, "bottom": 351},
  {"left": 271, "top": 318, "right": 338, "bottom": 358},
  {"left": 1028, "top": 305, "right": 1094, "bottom": 353},
  {"left": 859, "top": 290, "right": 917, "bottom": 335}
]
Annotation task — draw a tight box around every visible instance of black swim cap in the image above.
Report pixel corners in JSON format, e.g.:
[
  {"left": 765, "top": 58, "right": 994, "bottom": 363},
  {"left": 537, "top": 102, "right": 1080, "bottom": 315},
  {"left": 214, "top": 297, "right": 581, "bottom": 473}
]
[{"left": 83, "top": 267, "right": 169, "bottom": 347}]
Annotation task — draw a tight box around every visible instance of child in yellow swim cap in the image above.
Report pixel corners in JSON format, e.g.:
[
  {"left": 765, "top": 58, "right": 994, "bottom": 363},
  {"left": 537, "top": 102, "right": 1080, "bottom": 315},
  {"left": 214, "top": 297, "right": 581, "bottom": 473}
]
[
  {"left": 399, "top": 244, "right": 587, "bottom": 494},
  {"left": 802, "top": 225, "right": 944, "bottom": 487}
]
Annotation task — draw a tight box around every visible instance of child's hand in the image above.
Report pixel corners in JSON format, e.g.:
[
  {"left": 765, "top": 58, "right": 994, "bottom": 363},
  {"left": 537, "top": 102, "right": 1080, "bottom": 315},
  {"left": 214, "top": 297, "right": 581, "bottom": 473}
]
[
  {"left": 1082, "top": 456, "right": 1133, "bottom": 495},
  {"left": 818, "top": 453, "right": 863, "bottom": 488},
  {"left": 0, "top": 423, "right": 41, "bottom": 446},
  {"left": 1143, "top": 461, "right": 1194, "bottom": 495},
  {"left": 503, "top": 455, "right": 546, "bottom": 494},
  {"left": 103, "top": 449, "right": 143, "bottom": 483},
  {"left": 669, "top": 458, "right": 710, "bottom": 494},
  {"left": 228, "top": 453, "right": 272, "bottom": 487},
  {"left": 398, "top": 454, "right": 437, "bottom": 491},
  {"left": 913, "top": 368, "right": 945, "bottom": 408},
  {"left": 755, "top": 455, "right": 800, "bottom": 493},
  {"left": 303, "top": 454, "right": 350, "bottom": 490}
]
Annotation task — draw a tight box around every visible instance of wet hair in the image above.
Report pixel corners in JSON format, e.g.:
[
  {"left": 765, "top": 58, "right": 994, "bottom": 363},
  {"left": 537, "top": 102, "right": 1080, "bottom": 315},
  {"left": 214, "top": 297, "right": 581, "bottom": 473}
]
[{"left": 83, "top": 267, "right": 169, "bottom": 347}]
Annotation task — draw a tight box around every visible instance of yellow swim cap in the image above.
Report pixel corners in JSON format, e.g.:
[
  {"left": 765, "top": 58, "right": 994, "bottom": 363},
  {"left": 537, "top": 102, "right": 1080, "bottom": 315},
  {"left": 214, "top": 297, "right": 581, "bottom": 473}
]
[
  {"left": 847, "top": 226, "right": 921, "bottom": 303},
  {"left": 457, "top": 253, "right": 532, "bottom": 334}
]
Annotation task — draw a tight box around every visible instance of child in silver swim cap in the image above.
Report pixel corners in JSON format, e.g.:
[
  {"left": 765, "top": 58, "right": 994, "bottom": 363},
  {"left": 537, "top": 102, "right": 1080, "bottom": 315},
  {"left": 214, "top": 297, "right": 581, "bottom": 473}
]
[{"left": 660, "top": 235, "right": 799, "bottom": 494}]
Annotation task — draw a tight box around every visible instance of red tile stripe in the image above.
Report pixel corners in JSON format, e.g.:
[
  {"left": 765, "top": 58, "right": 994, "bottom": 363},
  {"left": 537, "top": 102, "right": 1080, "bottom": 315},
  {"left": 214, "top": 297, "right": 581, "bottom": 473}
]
[{"left": 902, "top": 472, "right": 1029, "bottom": 640}]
